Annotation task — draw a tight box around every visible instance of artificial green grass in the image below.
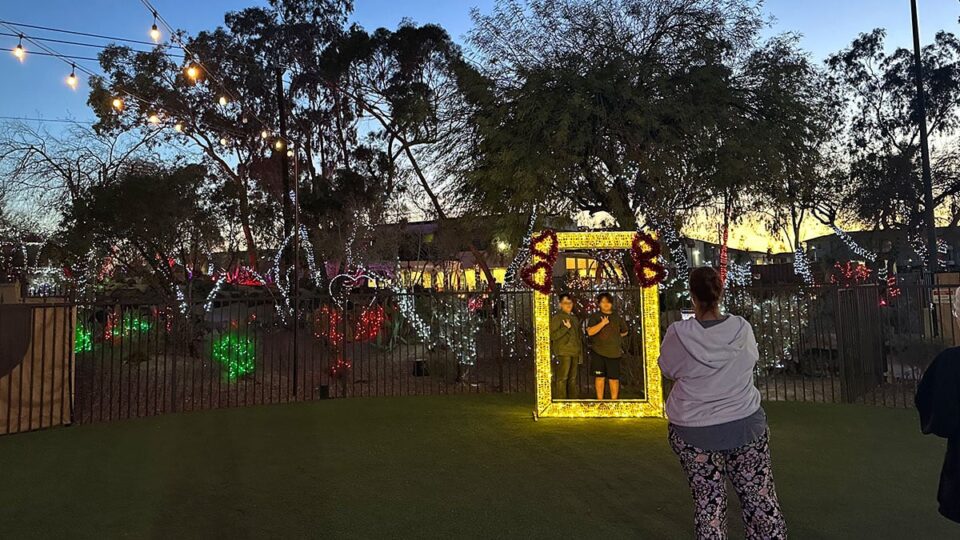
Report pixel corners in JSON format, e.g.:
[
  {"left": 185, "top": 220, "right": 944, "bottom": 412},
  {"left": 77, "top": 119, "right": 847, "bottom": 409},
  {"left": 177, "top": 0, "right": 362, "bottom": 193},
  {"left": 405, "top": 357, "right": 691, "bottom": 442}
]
[{"left": 0, "top": 394, "right": 953, "bottom": 539}]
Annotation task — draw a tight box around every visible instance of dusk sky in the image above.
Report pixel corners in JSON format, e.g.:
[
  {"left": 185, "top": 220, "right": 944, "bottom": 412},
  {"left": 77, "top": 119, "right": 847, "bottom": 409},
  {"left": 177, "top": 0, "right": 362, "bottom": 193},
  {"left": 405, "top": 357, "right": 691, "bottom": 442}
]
[{"left": 1, "top": 0, "right": 958, "bottom": 250}]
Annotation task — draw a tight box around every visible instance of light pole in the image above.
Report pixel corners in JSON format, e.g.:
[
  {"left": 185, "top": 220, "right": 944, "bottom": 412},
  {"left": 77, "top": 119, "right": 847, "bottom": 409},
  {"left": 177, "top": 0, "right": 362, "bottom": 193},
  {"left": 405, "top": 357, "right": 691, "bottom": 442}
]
[{"left": 910, "top": 0, "right": 938, "bottom": 275}]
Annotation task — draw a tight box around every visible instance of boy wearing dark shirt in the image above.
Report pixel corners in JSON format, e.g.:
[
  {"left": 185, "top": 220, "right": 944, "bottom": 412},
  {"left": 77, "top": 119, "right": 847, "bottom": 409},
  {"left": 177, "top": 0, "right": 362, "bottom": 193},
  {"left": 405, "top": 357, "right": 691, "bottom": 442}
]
[
  {"left": 549, "top": 293, "right": 582, "bottom": 399},
  {"left": 586, "top": 292, "right": 629, "bottom": 400}
]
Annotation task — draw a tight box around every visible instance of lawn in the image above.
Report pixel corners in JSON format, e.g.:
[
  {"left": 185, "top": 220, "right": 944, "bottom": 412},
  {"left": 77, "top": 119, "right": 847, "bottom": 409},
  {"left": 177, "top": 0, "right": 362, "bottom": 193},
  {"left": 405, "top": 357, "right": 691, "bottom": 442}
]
[{"left": 0, "top": 394, "right": 953, "bottom": 539}]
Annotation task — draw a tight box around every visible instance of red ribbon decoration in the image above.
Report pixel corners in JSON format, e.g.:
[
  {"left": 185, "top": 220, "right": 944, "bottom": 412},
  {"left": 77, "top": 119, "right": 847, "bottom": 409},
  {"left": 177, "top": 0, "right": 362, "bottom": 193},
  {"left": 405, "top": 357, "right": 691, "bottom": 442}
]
[
  {"left": 521, "top": 229, "right": 559, "bottom": 294},
  {"left": 631, "top": 231, "right": 666, "bottom": 288},
  {"left": 529, "top": 229, "right": 559, "bottom": 262},
  {"left": 521, "top": 260, "right": 554, "bottom": 295}
]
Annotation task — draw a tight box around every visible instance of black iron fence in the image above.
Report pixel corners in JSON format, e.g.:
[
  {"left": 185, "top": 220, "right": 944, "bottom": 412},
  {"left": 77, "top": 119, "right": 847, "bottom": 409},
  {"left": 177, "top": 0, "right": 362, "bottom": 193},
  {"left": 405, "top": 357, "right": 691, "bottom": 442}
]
[
  {"left": 1, "top": 284, "right": 955, "bottom": 435},
  {"left": 726, "top": 283, "right": 955, "bottom": 408}
]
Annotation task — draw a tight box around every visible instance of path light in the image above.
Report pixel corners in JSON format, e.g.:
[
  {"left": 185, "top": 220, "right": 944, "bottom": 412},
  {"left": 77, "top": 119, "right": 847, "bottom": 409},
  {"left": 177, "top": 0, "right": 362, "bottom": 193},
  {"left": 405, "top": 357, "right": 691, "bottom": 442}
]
[{"left": 65, "top": 64, "right": 78, "bottom": 89}]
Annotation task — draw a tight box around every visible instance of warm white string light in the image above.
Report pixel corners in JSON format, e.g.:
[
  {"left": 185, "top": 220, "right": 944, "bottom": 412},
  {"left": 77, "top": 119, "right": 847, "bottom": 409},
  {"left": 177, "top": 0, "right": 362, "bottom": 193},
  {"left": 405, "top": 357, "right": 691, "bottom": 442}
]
[
  {"left": 149, "top": 11, "right": 161, "bottom": 43},
  {"left": 65, "top": 63, "right": 78, "bottom": 89},
  {"left": 12, "top": 33, "right": 25, "bottom": 61}
]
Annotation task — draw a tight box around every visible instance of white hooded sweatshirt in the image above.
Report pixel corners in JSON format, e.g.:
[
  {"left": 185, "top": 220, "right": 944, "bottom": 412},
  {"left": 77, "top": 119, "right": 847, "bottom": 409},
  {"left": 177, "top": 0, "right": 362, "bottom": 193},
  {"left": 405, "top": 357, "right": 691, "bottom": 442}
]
[{"left": 658, "top": 315, "right": 761, "bottom": 427}]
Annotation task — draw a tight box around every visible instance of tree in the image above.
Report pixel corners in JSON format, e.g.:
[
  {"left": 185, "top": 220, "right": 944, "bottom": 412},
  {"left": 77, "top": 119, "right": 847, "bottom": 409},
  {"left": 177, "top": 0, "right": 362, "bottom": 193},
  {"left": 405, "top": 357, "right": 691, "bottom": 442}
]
[
  {"left": 826, "top": 29, "right": 960, "bottom": 233},
  {"left": 57, "top": 164, "right": 222, "bottom": 304},
  {"left": 313, "top": 22, "right": 500, "bottom": 287},
  {"left": 88, "top": 0, "right": 358, "bottom": 270},
  {"left": 458, "top": 0, "right": 827, "bottom": 248},
  {"left": 0, "top": 122, "right": 160, "bottom": 215}
]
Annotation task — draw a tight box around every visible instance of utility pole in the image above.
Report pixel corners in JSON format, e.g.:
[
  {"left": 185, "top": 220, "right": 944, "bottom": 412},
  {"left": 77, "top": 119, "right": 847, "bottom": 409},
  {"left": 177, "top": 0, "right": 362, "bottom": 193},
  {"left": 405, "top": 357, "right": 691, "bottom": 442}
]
[
  {"left": 276, "top": 67, "right": 299, "bottom": 396},
  {"left": 910, "top": 0, "right": 938, "bottom": 274},
  {"left": 276, "top": 68, "right": 293, "bottom": 242}
]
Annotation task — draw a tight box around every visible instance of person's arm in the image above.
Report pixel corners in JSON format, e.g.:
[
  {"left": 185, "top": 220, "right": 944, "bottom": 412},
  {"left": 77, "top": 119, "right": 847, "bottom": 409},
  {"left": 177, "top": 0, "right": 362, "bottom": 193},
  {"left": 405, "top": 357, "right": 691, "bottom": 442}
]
[
  {"left": 586, "top": 315, "right": 608, "bottom": 336},
  {"left": 657, "top": 325, "right": 683, "bottom": 380},
  {"left": 549, "top": 316, "right": 569, "bottom": 340}
]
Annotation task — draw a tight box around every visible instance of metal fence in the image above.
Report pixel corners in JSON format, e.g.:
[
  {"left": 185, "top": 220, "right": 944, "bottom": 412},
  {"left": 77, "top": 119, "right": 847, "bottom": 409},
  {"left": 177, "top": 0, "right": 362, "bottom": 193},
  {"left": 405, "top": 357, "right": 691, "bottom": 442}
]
[
  {"left": 1, "top": 284, "right": 955, "bottom": 435},
  {"left": 727, "top": 283, "right": 955, "bottom": 408}
]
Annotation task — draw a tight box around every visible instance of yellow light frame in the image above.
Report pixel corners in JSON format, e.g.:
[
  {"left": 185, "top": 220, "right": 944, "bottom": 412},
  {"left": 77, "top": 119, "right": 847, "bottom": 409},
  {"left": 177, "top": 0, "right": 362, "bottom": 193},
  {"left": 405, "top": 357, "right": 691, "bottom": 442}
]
[{"left": 533, "top": 231, "right": 664, "bottom": 418}]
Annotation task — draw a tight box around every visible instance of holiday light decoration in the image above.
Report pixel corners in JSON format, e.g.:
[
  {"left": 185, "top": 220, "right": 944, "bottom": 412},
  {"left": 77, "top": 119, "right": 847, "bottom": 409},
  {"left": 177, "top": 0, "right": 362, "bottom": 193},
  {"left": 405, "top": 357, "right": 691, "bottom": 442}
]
[
  {"left": 354, "top": 305, "right": 386, "bottom": 342},
  {"left": 65, "top": 64, "right": 78, "bottom": 89},
  {"left": 630, "top": 231, "right": 666, "bottom": 287},
  {"left": 211, "top": 332, "right": 256, "bottom": 380},
  {"left": 329, "top": 357, "right": 352, "bottom": 380},
  {"left": 504, "top": 210, "right": 538, "bottom": 286},
  {"left": 118, "top": 312, "right": 153, "bottom": 336},
  {"left": 793, "top": 247, "right": 814, "bottom": 285},
  {"left": 149, "top": 11, "right": 161, "bottom": 42},
  {"left": 521, "top": 228, "right": 559, "bottom": 294},
  {"left": 12, "top": 35, "right": 25, "bottom": 62},
  {"left": 74, "top": 325, "right": 93, "bottom": 354},
  {"left": 831, "top": 261, "right": 872, "bottom": 287},
  {"left": 203, "top": 275, "right": 227, "bottom": 313},
  {"left": 314, "top": 305, "right": 344, "bottom": 347},
  {"left": 532, "top": 231, "right": 663, "bottom": 418},
  {"left": 830, "top": 225, "right": 876, "bottom": 262}
]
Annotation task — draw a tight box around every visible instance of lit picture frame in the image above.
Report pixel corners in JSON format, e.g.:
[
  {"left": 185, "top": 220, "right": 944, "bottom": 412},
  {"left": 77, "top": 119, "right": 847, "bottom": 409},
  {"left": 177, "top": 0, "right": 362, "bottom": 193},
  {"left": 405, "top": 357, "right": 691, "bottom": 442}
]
[{"left": 533, "top": 231, "right": 664, "bottom": 418}]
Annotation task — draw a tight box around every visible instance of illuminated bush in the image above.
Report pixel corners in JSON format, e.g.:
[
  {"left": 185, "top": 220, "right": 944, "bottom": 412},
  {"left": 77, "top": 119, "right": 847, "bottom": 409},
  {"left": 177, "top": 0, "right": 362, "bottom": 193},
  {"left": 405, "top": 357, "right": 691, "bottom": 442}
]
[
  {"left": 74, "top": 325, "right": 93, "bottom": 354},
  {"left": 211, "top": 333, "right": 256, "bottom": 380}
]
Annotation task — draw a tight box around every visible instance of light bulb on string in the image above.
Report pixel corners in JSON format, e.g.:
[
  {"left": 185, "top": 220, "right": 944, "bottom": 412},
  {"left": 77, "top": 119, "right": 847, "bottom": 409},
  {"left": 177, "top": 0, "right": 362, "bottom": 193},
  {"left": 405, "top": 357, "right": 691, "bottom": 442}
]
[
  {"left": 218, "top": 96, "right": 229, "bottom": 106},
  {"left": 150, "top": 12, "right": 161, "bottom": 43},
  {"left": 185, "top": 64, "right": 199, "bottom": 81},
  {"left": 148, "top": 113, "right": 160, "bottom": 125},
  {"left": 274, "top": 139, "right": 285, "bottom": 151},
  {"left": 12, "top": 35, "right": 25, "bottom": 62},
  {"left": 286, "top": 150, "right": 294, "bottom": 158},
  {"left": 260, "top": 130, "right": 270, "bottom": 139},
  {"left": 173, "top": 122, "right": 183, "bottom": 133},
  {"left": 111, "top": 97, "right": 124, "bottom": 111},
  {"left": 220, "top": 137, "right": 229, "bottom": 146},
  {"left": 65, "top": 64, "right": 78, "bottom": 90}
]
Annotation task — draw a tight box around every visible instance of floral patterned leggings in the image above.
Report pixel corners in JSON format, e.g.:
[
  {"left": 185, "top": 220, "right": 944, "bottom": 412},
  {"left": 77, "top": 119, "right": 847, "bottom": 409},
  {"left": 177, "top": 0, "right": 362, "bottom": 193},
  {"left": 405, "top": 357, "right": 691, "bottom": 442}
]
[{"left": 668, "top": 427, "right": 787, "bottom": 539}]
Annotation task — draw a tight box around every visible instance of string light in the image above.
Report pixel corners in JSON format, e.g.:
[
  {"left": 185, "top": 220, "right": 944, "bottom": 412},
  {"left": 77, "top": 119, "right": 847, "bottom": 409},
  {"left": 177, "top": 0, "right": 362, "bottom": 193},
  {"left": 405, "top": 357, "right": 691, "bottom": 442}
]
[
  {"left": 65, "top": 63, "right": 77, "bottom": 89},
  {"left": 173, "top": 121, "right": 183, "bottom": 132},
  {"left": 793, "top": 246, "right": 814, "bottom": 285},
  {"left": 147, "top": 113, "right": 160, "bottom": 125},
  {"left": 185, "top": 64, "right": 199, "bottom": 81},
  {"left": 149, "top": 11, "right": 161, "bottom": 43},
  {"left": 12, "top": 34, "right": 25, "bottom": 61},
  {"left": 532, "top": 231, "right": 664, "bottom": 418},
  {"left": 111, "top": 97, "right": 124, "bottom": 110},
  {"left": 830, "top": 224, "right": 876, "bottom": 262},
  {"left": 218, "top": 95, "right": 228, "bottom": 106},
  {"left": 260, "top": 129, "right": 270, "bottom": 139},
  {"left": 273, "top": 139, "right": 285, "bottom": 151},
  {"left": 219, "top": 136, "right": 229, "bottom": 146},
  {"left": 286, "top": 149, "right": 293, "bottom": 158}
]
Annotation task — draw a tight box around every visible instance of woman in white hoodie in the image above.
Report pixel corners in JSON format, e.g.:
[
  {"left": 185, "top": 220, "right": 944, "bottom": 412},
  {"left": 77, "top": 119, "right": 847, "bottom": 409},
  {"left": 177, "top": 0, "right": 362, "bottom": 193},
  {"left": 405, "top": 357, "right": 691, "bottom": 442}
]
[{"left": 659, "top": 267, "right": 786, "bottom": 539}]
